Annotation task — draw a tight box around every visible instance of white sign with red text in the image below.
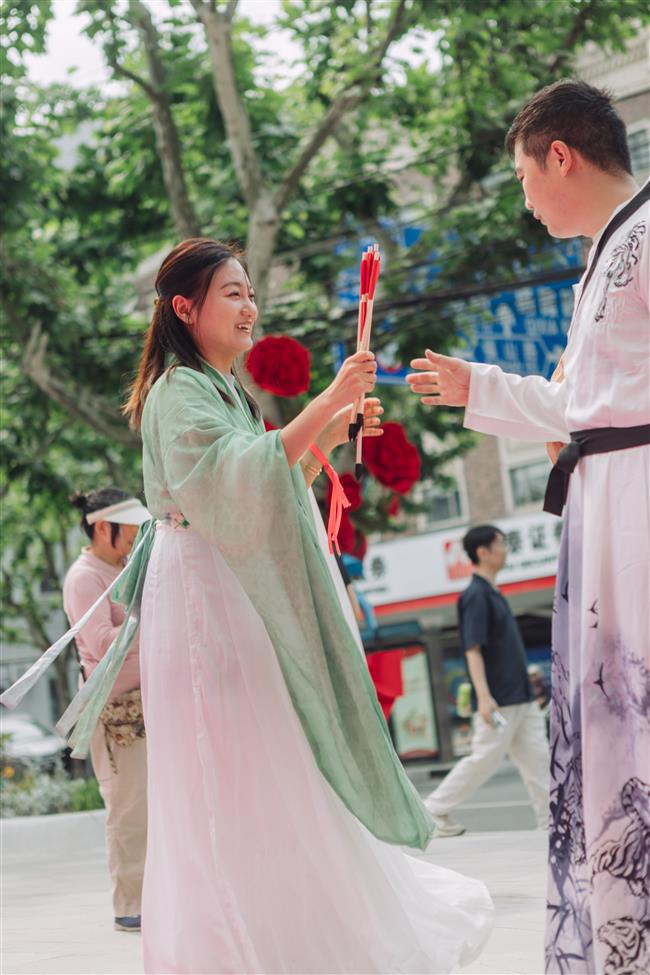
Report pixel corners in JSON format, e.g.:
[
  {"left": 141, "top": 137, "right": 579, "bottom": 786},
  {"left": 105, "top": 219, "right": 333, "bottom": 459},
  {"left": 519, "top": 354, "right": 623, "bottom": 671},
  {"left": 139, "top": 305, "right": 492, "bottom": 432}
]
[{"left": 357, "top": 511, "right": 562, "bottom": 607}]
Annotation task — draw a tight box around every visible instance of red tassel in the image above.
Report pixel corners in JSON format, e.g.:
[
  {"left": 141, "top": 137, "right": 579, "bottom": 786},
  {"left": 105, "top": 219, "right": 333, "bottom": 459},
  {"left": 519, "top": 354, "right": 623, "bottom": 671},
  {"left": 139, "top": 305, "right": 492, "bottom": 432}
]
[{"left": 309, "top": 444, "right": 351, "bottom": 555}]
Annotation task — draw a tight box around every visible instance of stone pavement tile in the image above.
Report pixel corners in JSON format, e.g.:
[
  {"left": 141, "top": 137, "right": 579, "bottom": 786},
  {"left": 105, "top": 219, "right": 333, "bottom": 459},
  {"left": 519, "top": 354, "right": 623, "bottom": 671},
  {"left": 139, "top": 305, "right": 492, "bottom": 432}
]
[
  {"left": 3, "top": 849, "right": 144, "bottom": 975},
  {"left": 3, "top": 816, "right": 546, "bottom": 975},
  {"left": 436, "top": 831, "right": 547, "bottom": 975},
  {"left": 4, "top": 954, "right": 142, "bottom": 975}
]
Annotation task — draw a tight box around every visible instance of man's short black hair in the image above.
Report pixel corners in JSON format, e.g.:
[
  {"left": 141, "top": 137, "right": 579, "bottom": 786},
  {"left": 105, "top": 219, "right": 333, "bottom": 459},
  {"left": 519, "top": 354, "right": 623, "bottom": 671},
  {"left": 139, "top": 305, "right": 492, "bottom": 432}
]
[
  {"left": 505, "top": 79, "right": 632, "bottom": 176},
  {"left": 463, "top": 524, "right": 504, "bottom": 565}
]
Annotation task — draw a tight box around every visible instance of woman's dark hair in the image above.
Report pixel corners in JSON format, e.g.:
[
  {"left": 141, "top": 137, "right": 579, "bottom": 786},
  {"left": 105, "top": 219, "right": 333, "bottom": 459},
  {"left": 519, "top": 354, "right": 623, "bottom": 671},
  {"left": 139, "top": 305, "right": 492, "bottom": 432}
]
[
  {"left": 462, "top": 524, "right": 504, "bottom": 566},
  {"left": 123, "top": 237, "right": 260, "bottom": 428},
  {"left": 505, "top": 80, "right": 632, "bottom": 176},
  {"left": 70, "top": 487, "right": 131, "bottom": 544}
]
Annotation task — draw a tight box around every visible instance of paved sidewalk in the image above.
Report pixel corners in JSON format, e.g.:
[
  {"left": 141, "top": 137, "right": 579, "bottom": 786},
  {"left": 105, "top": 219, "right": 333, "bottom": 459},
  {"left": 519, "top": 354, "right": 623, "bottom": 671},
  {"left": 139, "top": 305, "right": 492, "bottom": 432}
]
[{"left": 2, "top": 812, "right": 546, "bottom": 974}]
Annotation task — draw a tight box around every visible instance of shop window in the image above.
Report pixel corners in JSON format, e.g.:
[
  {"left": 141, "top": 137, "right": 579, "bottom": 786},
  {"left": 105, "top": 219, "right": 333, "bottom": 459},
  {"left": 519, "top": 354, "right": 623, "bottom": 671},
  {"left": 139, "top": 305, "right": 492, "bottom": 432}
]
[
  {"left": 509, "top": 459, "right": 551, "bottom": 508},
  {"left": 419, "top": 481, "right": 463, "bottom": 527},
  {"left": 628, "top": 127, "right": 650, "bottom": 181}
]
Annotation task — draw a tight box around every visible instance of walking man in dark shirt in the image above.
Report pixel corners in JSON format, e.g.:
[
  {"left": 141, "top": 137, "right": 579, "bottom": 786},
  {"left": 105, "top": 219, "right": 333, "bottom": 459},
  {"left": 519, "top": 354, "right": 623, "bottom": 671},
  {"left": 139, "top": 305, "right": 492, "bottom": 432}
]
[{"left": 425, "top": 524, "right": 549, "bottom": 836}]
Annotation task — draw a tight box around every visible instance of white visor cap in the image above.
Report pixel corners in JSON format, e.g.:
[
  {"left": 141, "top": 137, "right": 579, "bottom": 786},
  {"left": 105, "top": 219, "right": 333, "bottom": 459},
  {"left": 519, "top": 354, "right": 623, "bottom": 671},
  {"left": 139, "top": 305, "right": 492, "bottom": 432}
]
[{"left": 85, "top": 498, "right": 151, "bottom": 526}]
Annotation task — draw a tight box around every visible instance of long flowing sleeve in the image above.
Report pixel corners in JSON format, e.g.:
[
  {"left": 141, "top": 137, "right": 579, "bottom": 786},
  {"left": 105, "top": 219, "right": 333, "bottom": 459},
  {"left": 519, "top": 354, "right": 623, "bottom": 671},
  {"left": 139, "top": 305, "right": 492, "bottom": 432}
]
[
  {"left": 464, "top": 362, "right": 571, "bottom": 443},
  {"left": 165, "top": 416, "right": 296, "bottom": 559}
]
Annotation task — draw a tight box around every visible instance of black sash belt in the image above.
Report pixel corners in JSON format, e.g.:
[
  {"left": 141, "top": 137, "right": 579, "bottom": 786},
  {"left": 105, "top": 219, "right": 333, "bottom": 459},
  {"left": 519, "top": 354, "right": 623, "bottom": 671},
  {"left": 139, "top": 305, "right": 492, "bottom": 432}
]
[{"left": 543, "top": 424, "right": 650, "bottom": 516}]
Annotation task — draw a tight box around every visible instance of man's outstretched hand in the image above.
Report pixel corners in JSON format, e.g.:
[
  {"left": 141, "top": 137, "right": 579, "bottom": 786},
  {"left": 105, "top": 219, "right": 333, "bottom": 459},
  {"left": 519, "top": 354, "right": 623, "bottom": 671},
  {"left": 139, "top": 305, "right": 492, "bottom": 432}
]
[{"left": 406, "top": 349, "right": 471, "bottom": 408}]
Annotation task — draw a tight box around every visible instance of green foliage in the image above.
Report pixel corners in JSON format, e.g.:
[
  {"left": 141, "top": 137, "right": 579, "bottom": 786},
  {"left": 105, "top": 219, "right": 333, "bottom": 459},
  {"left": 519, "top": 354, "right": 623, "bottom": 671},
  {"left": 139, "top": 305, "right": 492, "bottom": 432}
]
[
  {"left": 1, "top": 0, "right": 51, "bottom": 78},
  {"left": 0, "top": 759, "right": 104, "bottom": 817},
  {"left": 2, "top": 0, "right": 648, "bottom": 657},
  {"left": 69, "top": 774, "right": 104, "bottom": 812}
]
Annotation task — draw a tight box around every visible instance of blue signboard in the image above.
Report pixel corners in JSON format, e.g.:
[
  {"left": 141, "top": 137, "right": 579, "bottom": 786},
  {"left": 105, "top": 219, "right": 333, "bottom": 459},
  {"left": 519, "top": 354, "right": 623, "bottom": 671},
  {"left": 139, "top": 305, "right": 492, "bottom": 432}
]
[{"left": 333, "top": 229, "right": 583, "bottom": 382}]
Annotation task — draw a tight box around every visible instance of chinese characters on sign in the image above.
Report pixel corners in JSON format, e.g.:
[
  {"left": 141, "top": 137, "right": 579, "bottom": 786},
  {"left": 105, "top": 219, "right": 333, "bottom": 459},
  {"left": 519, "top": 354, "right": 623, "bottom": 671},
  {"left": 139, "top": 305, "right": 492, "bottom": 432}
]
[
  {"left": 334, "top": 228, "right": 583, "bottom": 381},
  {"left": 359, "top": 511, "right": 562, "bottom": 607}
]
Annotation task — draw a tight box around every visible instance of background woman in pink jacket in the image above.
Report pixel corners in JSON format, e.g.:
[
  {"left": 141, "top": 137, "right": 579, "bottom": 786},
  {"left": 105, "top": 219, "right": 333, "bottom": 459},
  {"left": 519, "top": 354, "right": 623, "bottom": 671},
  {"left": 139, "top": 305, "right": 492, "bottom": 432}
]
[{"left": 63, "top": 487, "right": 150, "bottom": 933}]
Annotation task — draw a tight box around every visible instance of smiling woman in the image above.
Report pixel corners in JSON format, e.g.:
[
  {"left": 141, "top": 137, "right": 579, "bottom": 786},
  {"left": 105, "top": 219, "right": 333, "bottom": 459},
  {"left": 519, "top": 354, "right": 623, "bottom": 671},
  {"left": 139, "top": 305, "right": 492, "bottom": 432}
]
[{"left": 115, "top": 236, "right": 495, "bottom": 972}]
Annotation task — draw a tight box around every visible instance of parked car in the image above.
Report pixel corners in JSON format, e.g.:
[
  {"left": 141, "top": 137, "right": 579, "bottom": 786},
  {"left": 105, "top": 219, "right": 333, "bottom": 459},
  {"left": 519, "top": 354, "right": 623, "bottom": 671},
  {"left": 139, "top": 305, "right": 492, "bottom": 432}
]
[{"left": 0, "top": 712, "right": 69, "bottom": 776}]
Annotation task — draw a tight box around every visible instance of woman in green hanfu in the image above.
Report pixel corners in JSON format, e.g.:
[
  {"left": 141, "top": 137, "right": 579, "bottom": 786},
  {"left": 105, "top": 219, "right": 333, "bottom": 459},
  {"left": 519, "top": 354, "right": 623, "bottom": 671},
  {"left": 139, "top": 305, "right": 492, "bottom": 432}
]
[{"left": 124, "top": 238, "right": 493, "bottom": 973}]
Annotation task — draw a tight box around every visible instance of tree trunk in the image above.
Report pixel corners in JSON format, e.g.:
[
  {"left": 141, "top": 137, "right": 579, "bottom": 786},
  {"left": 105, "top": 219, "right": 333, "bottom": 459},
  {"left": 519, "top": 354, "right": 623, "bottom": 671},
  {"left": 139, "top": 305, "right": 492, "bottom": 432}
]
[
  {"left": 21, "top": 326, "right": 140, "bottom": 448},
  {"left": 127, "top": 0, "right": 201, "bottom": 240},
  {"left": 52, "top": 654, "right": 73, "bottom": 715},
  {"left": 246, "top": 190, "right": 280, "bottom": 318},
  {"left": 192, "top": 0, "right": 264, "bottom": 208}
]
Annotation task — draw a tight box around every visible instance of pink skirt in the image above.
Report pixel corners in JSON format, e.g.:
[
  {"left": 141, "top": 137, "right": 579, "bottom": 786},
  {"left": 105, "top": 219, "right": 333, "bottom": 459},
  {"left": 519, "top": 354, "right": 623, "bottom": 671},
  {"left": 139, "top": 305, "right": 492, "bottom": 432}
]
[{"left": 139, "top": 522, "right": 493, "bottom": 973}]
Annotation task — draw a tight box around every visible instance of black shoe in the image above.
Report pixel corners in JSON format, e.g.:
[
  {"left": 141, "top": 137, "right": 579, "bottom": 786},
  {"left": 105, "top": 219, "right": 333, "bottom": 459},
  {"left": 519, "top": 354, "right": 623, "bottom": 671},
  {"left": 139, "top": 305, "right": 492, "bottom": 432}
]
[{"left": 114, "top": 915, "right": 141, "bottom": 932}]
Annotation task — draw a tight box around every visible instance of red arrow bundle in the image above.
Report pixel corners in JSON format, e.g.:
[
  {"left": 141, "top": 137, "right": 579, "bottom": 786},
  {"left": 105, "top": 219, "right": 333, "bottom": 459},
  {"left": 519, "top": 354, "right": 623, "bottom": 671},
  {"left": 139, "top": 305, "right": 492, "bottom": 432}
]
[{"left": 349, "top": 243, "right": 381, "bottom": 479}]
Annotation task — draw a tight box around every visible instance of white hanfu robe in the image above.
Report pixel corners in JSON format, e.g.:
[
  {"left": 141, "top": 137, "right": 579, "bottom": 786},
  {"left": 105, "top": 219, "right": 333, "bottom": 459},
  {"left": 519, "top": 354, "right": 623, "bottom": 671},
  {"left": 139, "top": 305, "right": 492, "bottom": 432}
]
[{"left": 463, "top": 189, "right": 650, "bottom": 975}]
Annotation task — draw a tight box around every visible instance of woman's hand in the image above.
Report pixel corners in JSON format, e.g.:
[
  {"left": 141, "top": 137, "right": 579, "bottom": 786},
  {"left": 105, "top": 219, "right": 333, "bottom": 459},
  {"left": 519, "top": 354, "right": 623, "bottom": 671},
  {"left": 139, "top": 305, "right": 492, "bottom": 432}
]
[
  {"left": 406, "top": 349, "right": 471, "bottom": 407},
  {"left": 318, "top": 397, "right": 384, "bottom": 453},
  {"left": 279, "top": 351, "right": 376, "bottom": 469},
  {"left": 324, "top": 351, "right": 377, "bottom": 413}
]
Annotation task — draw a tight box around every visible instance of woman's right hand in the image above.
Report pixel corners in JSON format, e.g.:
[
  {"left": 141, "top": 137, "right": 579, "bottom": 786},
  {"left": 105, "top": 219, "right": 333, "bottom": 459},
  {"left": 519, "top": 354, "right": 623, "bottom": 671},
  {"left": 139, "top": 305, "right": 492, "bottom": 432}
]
[
  {"left": 278, "top": 351, "right": 376, "bottom": 469},
  {"left": 325, "top": 351, "right": 377, "bottom": 412}
]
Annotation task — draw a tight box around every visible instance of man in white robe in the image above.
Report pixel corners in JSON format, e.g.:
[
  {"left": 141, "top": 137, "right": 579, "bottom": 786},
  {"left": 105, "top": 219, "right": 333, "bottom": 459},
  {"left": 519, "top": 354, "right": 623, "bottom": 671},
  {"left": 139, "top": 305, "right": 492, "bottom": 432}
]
[{"left": 408, "top": 80, "right": 649, "bottom": 975}]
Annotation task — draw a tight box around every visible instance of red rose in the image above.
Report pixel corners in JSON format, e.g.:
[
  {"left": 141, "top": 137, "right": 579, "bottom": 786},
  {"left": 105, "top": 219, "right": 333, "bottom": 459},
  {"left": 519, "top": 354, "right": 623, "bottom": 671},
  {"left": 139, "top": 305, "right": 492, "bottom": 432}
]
[
  {"left": 263, "top": 418, "right": 278, "bottom": 431},
  {"left": 351, "top": 528, "right": 368, "bottom": 560},
  {"left": 327, "top": 472, "right": 362, "bottom": 512},
  {"left": 338, "top": 510, "right": 367, "bottom": 559},
  {"left": 363, "top": 421, "right": 420, "bottom": 494},
  {"left": 246, "top": 335, "right": 311, "bottom": 397}
]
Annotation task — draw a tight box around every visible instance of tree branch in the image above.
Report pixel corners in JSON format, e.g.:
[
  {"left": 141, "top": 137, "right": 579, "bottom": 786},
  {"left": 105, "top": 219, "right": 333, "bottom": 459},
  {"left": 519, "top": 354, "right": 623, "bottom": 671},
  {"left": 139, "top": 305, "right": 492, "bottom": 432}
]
[
  {"left": 274, "top": 90, "right": 366, "bottom": 213},
  {"left": 548, "top": 0, "right": 599, "bottom": 74},
  {"left": 35, "top": 532, "right": 60, "bottom": 589},
  {"left": 119, "top": 0, "right": 201, "bottom": 239},
  {"left": 106, "top": 56, "right": 158, "bottom": 101},
  {"left": 274, "top": 0, "right": 410, "bottom": 213},
  {"left": 100, "top": 4, "right": 159, "bottom": 100},
  {"left": 21, "top": 325, "right": 140, "bottom": 449},
  {"left": 2, "top": 571, "right": 51, "bottom": 650},
  {"left": 191, "top": 0, "right": 264, "bottom": 208}
]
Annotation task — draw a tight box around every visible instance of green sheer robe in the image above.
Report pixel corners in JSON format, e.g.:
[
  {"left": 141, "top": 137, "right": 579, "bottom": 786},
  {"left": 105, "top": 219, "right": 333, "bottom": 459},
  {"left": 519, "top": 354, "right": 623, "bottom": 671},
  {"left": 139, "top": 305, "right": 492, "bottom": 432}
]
[{"left": 141, "top": 361, "right": 434, "bottom": 850}]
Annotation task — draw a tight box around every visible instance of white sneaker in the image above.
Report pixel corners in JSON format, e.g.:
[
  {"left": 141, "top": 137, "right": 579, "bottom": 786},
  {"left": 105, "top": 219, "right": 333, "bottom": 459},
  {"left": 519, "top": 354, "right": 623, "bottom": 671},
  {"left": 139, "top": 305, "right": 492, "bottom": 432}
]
[{"left": 429, "top": 813, "right": 466, "bottom": 837}]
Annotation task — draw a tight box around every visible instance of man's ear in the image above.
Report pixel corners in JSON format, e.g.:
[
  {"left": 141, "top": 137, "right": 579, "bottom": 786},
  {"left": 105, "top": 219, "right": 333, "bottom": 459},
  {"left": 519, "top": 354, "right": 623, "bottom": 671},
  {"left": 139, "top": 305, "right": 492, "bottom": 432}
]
[{"left": 548, "top": 140, "right": 575, "bottom": 177}]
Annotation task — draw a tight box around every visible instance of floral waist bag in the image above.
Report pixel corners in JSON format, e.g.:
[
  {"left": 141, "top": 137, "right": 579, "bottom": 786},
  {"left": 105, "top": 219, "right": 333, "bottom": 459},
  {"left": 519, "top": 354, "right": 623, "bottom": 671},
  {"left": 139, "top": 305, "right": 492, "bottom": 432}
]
[{"left": 100, "top": 687, "right": 145, "bottom": 774}]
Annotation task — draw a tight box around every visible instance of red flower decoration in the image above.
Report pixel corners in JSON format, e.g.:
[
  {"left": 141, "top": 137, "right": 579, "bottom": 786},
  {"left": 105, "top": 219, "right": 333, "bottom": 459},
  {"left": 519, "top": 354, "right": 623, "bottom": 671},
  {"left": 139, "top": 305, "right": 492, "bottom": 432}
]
[
  {"left": 363, "top": 421, "right": 421, "bottom": 495},
  {"left": 327, "top": 472, "right": 362, "bottom": 512},
  {"left": 338, "top": 510, "right": 367, "bottom": 560},
  {"left": 387, "top": 494, "right": 401, "bottom": 517},
  {"left": 351, "top": 528, "right": 368, "bottom": 560},
  {"left": 246, "top": 336, "right": 311, "bottom": 398},
  {"left": 337, "top": 510, "right": 355, "bottom": 553},
  {"left": 263, "top": 418, "right": 278, "bottom": 431}
]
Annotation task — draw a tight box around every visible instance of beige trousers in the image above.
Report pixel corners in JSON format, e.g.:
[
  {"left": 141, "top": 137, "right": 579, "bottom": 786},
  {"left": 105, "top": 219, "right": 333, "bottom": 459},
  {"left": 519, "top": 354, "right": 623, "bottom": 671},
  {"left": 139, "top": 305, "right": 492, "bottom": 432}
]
[
  {"left": 90, "top": 721, "right": 147, "bottom": 917},
  {"left": 425, "top": 701, "right": 550, "bottom": 828}
]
